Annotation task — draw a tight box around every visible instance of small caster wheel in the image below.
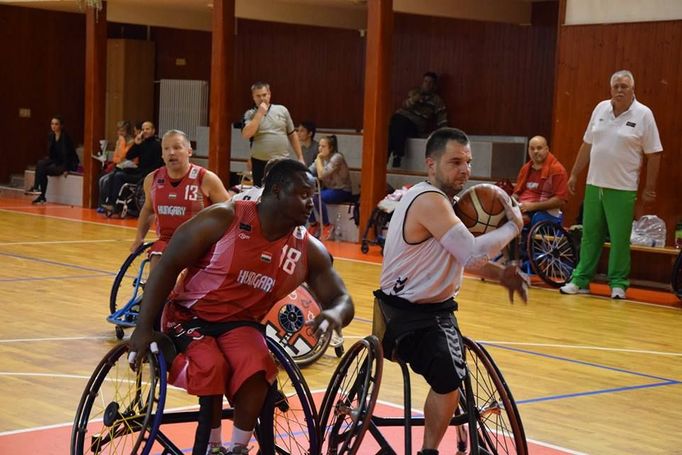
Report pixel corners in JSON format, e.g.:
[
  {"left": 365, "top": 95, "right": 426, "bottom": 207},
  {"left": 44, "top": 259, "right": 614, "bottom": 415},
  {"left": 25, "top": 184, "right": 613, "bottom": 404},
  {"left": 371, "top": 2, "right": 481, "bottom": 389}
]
[
  {"left": 115, "top": 326, "right": 125, "bottom": 340},
  {"left": 361, "top": 241, "right": 369, "bottom": 254},
  {"left": 334, "top": 345, "right": 345, "bottom": 358}
]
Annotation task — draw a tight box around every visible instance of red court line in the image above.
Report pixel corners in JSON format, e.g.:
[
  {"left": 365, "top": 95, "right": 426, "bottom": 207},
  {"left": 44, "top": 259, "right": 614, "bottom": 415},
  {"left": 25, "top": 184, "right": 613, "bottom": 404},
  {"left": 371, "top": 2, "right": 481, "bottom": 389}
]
[{"left": 0, "top": 395, "right": 576, "bottom": 454}]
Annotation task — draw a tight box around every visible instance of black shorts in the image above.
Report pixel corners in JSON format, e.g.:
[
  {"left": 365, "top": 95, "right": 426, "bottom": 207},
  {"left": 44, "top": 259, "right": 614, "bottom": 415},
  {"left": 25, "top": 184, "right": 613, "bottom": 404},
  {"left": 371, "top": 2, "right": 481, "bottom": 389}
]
[{"left": 395, "top": 312, "right": 466, "bottom": 394}]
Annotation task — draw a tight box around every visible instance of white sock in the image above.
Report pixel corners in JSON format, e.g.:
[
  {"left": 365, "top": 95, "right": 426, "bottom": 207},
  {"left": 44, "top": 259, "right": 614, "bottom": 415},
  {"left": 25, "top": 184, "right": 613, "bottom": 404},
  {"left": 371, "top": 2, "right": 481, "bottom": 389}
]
[
  {"left": 230, "top": 426, "right": 252, "bottom": 448},
  {"left": 208, "top": 426, "right": 222, "bottom": 447}
]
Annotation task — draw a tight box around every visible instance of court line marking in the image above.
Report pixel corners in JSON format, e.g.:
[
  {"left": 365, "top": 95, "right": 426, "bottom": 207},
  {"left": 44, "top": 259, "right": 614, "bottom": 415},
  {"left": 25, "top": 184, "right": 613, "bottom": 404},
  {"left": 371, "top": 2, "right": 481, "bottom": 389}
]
[
  {"left": 0, "top": 208, "right": 137, "bottom": 230},
  {"left": 0, "top": 273, "right": 111, "bottom": 283},
  {"left": 0, "top": 239, "right": 132, "bottom": 246},
  {"left": 485, "top": 342, "right": 680, "bottom": 382},
  {"left": 0, "top": 336, "right": 111, "bottom": 343},
  {"left": 0, "top": 251, "right": 116, "bottom": 275},
  {"left": 481, "top": 340, "right": 682, "bottom": 357},
  {"left": 517, "top": 380, "right": 679, "bottom": 405}
]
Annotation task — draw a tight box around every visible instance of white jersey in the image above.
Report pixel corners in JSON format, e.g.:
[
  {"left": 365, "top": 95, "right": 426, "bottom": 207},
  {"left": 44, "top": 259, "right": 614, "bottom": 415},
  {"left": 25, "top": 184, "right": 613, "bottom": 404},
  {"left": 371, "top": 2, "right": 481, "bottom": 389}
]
[
  {"left": 231, "top": 186, "right": 263, "bottom": 202},
  {"left": 380, "top": 181, "right": 464, "bottom": 303}
]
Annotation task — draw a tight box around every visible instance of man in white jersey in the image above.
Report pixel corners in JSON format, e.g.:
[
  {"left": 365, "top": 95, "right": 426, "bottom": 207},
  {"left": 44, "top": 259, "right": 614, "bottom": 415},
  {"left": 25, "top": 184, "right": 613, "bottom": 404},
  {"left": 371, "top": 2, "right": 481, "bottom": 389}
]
[
  {"left": 560, "top": 70, "right": 662, "bottom": 299},
  {"left": 375, "top": 127, "right": 528, "bottom": 455}
]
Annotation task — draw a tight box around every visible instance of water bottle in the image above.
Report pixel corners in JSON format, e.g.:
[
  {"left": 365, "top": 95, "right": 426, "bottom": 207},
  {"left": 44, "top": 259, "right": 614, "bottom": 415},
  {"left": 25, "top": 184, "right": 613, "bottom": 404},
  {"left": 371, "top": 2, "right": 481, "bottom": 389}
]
[
  {"left": 334, "top": 211, "right": 343, "bottom": 242},
  {"left": 675, "top": 221, "right": 682, "bottom": 249}
]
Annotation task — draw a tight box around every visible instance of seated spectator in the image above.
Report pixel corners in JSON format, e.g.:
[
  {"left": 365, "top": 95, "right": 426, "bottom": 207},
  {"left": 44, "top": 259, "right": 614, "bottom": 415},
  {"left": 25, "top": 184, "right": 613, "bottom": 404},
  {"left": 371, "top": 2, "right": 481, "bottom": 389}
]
[
  {"left": 308, "top": 135, "right": 353, "bottom": 240},
  {"left": 27, "top": 116, "right": 80, "bottom": 204},
  {"left": 98, "top": 120, "right": 134, "bottom": 210},
  {"left": 296, "top": 121, "right": 319, "bottom": 167},
  {"left": 388, "top": 72, "right": 448, "bottom": 167},
  {"left": 102, "top": 121, "right": 163, "bottom": 213},
  {"left": 512, "top": 135, "right": 569, "bottom": 226}
]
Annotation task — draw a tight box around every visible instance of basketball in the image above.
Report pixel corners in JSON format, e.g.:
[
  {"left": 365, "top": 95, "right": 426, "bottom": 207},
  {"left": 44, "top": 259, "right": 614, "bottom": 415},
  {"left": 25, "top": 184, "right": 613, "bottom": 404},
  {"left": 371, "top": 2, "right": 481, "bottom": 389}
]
[{"left": 454, "top": 183, "right": 510, "bottom": 236}]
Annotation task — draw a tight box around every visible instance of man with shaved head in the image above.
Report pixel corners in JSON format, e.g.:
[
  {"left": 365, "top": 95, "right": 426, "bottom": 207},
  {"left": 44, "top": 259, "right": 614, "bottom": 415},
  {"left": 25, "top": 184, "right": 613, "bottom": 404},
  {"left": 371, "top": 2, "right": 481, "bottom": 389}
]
[{"left": 512, "top": 135, "right": 569, "bottom": 226}]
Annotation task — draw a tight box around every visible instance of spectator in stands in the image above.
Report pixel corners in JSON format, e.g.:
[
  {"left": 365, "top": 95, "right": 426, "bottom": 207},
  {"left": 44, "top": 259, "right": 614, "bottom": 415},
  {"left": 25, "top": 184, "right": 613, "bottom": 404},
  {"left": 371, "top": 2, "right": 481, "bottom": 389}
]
[
  {"left": 297, "top": 121, "right": 319, "bottom": 167},
  {"left": 103, "top": 121, "right": 163, "bottom": 213},
  {"left": 512, "top": 135, "right": 569, "bottom": 226},
  {"left": 241, "top": 81, "right": 304, "bottom": 186},
  {"left": 98, "top": 120, "right": 134, "bottom": 210},
  {"left": 28, "top": 116, "right": 80, "bottom": 204},
  {"left": 388, "top": 72, "right": 448, "bottom": 167},
  {"left": 560, "top": 70, "right": 663, "bottom": 299},
  {"left": 308, "top": 135, "right": 353, "bottom": 241}
]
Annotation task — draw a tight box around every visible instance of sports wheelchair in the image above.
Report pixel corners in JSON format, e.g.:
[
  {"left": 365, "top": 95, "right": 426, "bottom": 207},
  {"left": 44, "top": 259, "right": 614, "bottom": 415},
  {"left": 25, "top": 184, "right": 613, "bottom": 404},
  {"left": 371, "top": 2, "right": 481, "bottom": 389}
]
[
  {"left": 509, "top": 212, "right": 579, "bottom": 288},
  {"left": 366, "top": 319, "right": 527, "bottom": 454},
  {"left": 107, "top": 241, "right": 344, "bottom": 366},
  {"left": 71, "top": 335, "right": 382, "bottom": 455},
  {"left": 104, "top": 179, "right": 146, "bottom": 219}
]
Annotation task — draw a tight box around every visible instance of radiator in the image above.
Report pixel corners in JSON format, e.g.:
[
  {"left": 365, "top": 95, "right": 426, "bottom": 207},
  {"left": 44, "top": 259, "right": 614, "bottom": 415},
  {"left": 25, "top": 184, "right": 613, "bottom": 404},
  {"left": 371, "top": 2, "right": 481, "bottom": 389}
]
[{"left": 158, "top": 79, "right": 209, "bottom": 141}]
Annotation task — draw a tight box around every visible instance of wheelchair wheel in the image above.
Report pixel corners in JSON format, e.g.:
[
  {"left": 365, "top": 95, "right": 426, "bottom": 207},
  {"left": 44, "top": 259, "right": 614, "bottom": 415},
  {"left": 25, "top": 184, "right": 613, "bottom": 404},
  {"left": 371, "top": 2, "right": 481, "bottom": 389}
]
[
  {"left": 318, "top": 336, "right": 383, "bottom": 455},
  {"left": 462, "top": 337, "right": 527, "bottom": 455},
  {"left": 71, "top": 342, "right": 167, "bottom": 455},
  {"left": 672, "top": 251, "right": 682, "bottom": 299},
  {"left": 255, "top": 337, "right": 319, "bottom": 454},
  {"left": 263, "top": 284, "right": 332, "bottom": 367},
  {"left": 109, "top": 241, "right": 154, "bottom": 338},
  {"left": 527, "top": 220, "right": 578, "bottom": 288}
]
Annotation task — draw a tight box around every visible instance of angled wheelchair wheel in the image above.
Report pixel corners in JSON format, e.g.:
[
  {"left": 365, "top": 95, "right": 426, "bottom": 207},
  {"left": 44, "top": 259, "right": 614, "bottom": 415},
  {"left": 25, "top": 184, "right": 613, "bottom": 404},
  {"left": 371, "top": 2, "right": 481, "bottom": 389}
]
[
  {"left": 109, "top": 242, "right": 154, "bottom": 338},
  {"left": 255, "top": 337, "right": 319, "bottom": 454},
  {"left": 263, "top": 284, "right": 332, "bottom": 367},
  {"left": 527, "top": 220, "right": 578, "bottom": 288},
  {"left": 671, "top": 251, "right": 682, "bottom": 299},
  {"left": 71, "top": 342, "right": 167, "bottom": 455},
  {"left": 318, "top": 335, "right": 383, "bottom": 455},
  {"left": 461, "top": 337, "right": 527, "bottom": 455}
]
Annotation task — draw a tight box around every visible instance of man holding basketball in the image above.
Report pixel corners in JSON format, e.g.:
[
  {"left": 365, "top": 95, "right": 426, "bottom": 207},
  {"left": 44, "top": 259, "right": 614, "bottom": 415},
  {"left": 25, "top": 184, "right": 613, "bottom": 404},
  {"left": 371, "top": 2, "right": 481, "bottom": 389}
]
[{"left": 374, "top": 127, "right": 528, "bottom": 455}]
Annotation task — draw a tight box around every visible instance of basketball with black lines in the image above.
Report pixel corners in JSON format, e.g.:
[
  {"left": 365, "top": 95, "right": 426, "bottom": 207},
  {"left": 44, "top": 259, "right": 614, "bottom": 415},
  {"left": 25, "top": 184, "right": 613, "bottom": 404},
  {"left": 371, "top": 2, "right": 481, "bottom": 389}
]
[{"left": 454, "top": 183, "right": 509, "bottom": 236}]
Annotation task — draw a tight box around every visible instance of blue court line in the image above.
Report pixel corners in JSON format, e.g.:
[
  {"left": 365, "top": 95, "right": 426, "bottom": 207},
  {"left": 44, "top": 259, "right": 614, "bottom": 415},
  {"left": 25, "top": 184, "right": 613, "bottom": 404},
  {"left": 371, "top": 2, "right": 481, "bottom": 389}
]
[
  {"left": 482, "top": 342, "right": 678, "bottom": 382},
  {"left": 0, "top": 251, "right": 115, "bottom": 276},
  {"left": 516, "top": 380, "right": 679, "bottom": 405},
  {"left": 0, "top": 273, "right": 111, "bottom": 282}
]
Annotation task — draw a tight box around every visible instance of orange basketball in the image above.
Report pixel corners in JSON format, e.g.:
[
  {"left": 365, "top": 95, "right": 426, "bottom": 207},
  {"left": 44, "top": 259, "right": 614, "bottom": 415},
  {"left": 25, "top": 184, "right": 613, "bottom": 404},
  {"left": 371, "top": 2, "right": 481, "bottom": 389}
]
[{"left": 454, "top": 183, "right": 510, "bottom": 236}]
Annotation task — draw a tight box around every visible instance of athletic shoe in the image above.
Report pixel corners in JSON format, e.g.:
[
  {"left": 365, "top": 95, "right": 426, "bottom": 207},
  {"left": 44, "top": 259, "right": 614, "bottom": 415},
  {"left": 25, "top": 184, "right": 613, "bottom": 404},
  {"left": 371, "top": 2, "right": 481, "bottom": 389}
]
[
  {"left": 320, "top": 224, "right": 334, "bottom": 241},
  {"left": 611, "top": 287, "right": 626, "bottom": 299},
  {"left": 31, "top": 195, "right": 46, "bottom": 204},
  {"left": 330, "top": 329, "right": 344, "bottom": 348},
  {"left": 207, "top": 446, "right": 231, "bottom": 455},
  {"left": 559, "top": 283, "right": 590, "bottom": 295}
]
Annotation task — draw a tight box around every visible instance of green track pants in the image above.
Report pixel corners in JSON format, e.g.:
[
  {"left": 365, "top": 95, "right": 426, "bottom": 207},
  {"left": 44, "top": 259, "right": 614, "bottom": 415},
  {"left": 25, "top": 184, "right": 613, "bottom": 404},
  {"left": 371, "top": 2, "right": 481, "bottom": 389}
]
[{"left": 571, "top": 184, "right": 636, "bottom": 290}]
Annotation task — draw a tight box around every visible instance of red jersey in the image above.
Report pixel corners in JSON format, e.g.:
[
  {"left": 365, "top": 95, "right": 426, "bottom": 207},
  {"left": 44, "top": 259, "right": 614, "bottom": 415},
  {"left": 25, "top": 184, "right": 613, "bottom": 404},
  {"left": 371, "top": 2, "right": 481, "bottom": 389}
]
[
  {"left": 150, "top": 164, "right": 210, "bottom": 242},
  {"left": 169, "top": 201, "right": 310, "bottom": 323}
]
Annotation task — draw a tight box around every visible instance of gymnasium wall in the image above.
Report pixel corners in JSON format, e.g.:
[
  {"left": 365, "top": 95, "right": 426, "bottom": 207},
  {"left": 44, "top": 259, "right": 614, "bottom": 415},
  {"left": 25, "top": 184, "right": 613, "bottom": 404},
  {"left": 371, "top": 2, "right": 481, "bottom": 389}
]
[
  {"left": 551, "top": 19, "right": 682, "bottom": 243},
  {"left": 0, "top": 5, "right": 85, "bottom": 185}
]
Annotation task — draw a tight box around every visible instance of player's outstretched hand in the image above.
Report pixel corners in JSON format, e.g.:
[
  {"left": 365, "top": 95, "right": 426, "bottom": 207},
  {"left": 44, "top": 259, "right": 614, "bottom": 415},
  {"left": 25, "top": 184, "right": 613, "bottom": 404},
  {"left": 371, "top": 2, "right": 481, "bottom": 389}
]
[
  {"left": 499, "top": 193, "right": 523, "bottom": 232},
  {"left": 127, "top": 327, "right": 156, "bottom": 371},
  {"left": 308, "top": 310, "right": 343, "bottom": 340},
  {"left": 500, "top": 263, "right": 530, "bottom": 304}
]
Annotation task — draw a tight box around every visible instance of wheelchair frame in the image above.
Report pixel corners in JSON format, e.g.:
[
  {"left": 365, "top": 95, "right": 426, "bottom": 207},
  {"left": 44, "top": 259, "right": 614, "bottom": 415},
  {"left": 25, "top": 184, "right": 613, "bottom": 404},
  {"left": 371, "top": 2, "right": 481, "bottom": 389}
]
[
  {"left": 366, "top": 336, "right": 527, "bottom": 455},
  {"left": 72, "top": 336, "right": 383, "bottom": 455}
]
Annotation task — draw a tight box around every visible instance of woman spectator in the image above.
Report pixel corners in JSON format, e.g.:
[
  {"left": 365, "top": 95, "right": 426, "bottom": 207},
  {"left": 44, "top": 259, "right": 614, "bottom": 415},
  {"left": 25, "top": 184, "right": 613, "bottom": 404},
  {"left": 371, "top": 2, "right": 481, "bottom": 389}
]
[
  {"left": 97, "top": 121, "right": 134, "bottom": 210},
  {"left": 28, "top": 116, "right": 79, "bottom": 204},
  {"left": 308, "top": 135, "right": 353, "bottom": 240}
]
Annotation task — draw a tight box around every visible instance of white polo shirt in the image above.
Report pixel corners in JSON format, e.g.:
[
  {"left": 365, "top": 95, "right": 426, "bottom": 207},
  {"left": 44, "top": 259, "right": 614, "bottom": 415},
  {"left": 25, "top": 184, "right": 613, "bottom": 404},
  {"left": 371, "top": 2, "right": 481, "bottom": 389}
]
[{"left": 583, "top": 98, "right": 662, "bottom": 191}]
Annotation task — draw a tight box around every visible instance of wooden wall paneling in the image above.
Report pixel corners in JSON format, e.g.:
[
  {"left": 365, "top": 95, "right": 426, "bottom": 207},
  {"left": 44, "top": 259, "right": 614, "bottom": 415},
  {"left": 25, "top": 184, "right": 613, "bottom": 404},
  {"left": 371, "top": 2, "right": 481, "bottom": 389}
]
[
  {"left": 552, "top": 20, "right": 682, "bottom": 246},
  {"left": 105, "top": 40, "right": 155, "bottom": 144},
  {"left": 0, "top": 5, "right": 85, "bottom": 185},
  {"left": 232, "top": 19, "right": 365, "bottom": 130}
]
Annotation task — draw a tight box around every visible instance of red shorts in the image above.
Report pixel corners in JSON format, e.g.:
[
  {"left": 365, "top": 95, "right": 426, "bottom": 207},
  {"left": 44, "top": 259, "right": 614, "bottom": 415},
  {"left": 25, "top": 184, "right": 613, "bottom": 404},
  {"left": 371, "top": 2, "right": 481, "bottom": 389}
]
[
  {"left": 148, "top": 239, "right": 169, "bottom": 256},
  {"left": 162, "top": 303, "right": 276, "bottom": 399}
]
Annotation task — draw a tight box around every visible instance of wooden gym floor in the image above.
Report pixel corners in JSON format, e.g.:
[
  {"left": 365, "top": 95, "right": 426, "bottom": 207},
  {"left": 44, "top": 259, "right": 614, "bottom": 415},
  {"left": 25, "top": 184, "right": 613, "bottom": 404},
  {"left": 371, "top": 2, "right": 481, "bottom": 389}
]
[{"left": 0, "top": 197, "right": 681, "bottom": 454}]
